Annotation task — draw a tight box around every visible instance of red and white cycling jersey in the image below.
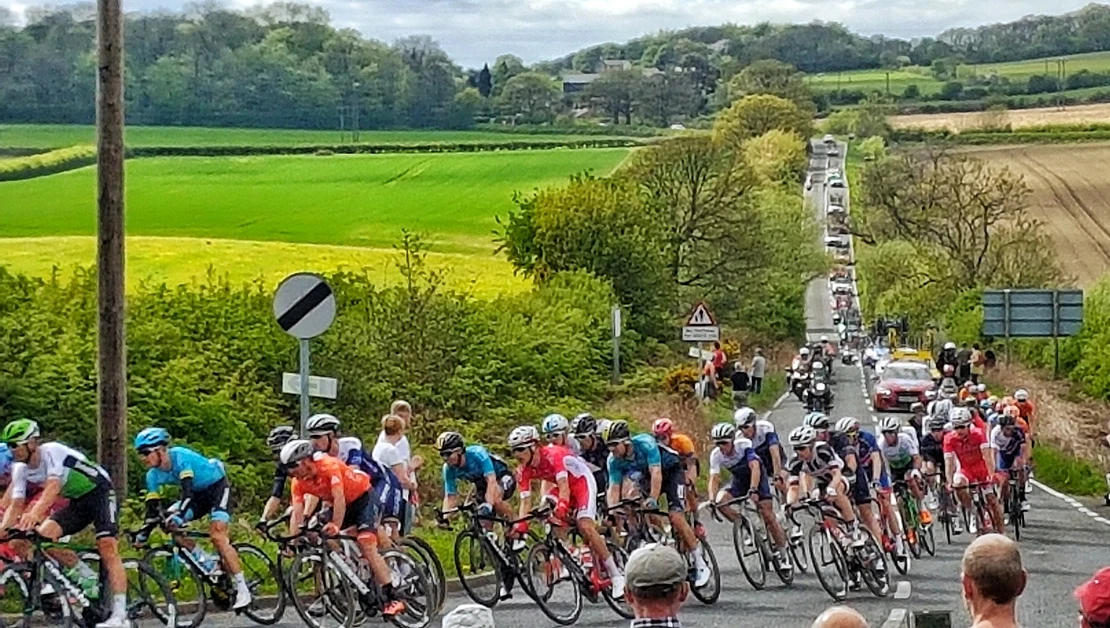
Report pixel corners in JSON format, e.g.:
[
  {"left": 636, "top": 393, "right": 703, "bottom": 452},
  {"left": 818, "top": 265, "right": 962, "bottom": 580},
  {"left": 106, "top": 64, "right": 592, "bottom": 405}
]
[
  {"left": 517, "top": 444, "right": 598, "bottom": 519},
  {"left": 943, "top": 427, "right": 990, "bottom": 483}
]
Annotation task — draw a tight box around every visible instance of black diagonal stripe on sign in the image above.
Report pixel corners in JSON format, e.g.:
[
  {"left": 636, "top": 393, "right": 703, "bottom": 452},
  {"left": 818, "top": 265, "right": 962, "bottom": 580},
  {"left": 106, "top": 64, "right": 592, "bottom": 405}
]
[{"left": 277, "top": 281, "right": 332, "bottom": 331}]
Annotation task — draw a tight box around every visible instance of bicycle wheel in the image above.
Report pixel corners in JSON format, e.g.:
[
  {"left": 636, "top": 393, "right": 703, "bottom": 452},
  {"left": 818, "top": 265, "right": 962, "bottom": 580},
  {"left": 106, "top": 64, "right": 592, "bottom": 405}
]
[
  {"left": 400, "top": 537, "right": 446, "bottom": 614},
  {"left": 1007, "top": 486, "right": 1023, "bottom": 541},
  {"left": 382, "top": 549, "right": 433, "bottom": 628},
  {"left": 144, "top": 547, "right": 207, "bottom": 628},
  {"left": 730, "top": 515, "right": 766, "bottom": 590},
  {"left": 901, "top": 503, "right": 922, "bottom": 560},
  {"left": 524, "top": 542, "right": 581, "bottom": 626},
  {"left": 920, "top": 522, "right": 936, "bottom": 557},
  {"left": 807, "top": 525, "right": 848, "bottom": 602},
  {"left": 234, "top": 543, "right": 285, "bottom": 625},
  {"left": 452, "top": 530, "right": 500, "bottom": 608},
  {"left": 600, "top": 542, "right": 633, "bottom": 620},
  {"left": 690, "top": 538, "right": 720, "bottom": 605},
  {"left": 787, "top": 520, "right": 810, "bottom": 573},
  {"left": 0, "top": 562, "right": 76, "bottom": 628},
  {"left": 857, "top": 530, "right": 890, "bottom": 598},
  {"left": 123, "top": 557, "right": 179, "bottom": 628},
  {"left": 289, "top": 550, "right": 356, "bottom": 628}
]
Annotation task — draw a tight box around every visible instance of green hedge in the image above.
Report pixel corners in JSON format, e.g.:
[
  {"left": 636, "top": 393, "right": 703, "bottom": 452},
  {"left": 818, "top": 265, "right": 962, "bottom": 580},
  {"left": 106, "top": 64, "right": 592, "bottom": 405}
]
[
  {"left": 891, "top": 128, "right": 1110, "bottom": 145},
  {"left": 0, "top": 144, "right": 96, "bottom": 181},
  {"left": 472, "top": 123, "right": 665, "bottom": 138},
  {"left": 127, "top": 138, "right": 645, "bottom": 158}
]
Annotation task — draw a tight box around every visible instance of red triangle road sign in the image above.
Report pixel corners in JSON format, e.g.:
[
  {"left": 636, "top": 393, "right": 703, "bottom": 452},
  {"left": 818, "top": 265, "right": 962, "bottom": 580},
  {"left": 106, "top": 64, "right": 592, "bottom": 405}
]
[{"left": 685, "top": 302, "right": 717, "bottom": 326}]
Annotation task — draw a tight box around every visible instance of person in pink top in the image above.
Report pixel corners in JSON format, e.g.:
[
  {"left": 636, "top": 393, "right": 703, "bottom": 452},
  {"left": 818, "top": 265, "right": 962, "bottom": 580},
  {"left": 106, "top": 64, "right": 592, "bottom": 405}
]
[{"left": 507, "top": 425, "right": 626, "bottom": 599}]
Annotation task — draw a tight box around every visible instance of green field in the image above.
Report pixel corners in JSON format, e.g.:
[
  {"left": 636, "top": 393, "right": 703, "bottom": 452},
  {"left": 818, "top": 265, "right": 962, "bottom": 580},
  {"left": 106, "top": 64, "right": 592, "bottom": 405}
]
[
  {"left": 807, "top": 50, "right": 1110, "bottom": 96},
  {"left": 0, "top": 124, "right": 630, "bottom": 149}
]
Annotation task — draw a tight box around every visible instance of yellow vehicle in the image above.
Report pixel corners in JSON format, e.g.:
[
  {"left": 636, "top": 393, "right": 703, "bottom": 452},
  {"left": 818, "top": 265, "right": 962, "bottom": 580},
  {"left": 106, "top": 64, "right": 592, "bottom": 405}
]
[{"left": 891, "top": 347, "right": 941, "bottom": 379}]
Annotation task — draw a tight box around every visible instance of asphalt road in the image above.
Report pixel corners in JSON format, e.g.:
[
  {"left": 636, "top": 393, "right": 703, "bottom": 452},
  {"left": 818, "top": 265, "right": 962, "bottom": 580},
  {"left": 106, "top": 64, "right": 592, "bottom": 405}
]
[{"left": 196, "top": 143, "right": 1108, "bottom": 628}]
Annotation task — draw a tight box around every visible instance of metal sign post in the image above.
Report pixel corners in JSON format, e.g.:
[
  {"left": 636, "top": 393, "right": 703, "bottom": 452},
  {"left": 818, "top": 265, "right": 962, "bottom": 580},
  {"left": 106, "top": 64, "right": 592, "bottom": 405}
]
[
  {"left": 612, "top": 306, "right": 622, "bottom": 385},
  {"left": 273, "top": 273, "right": 337, "bottom": 435}
]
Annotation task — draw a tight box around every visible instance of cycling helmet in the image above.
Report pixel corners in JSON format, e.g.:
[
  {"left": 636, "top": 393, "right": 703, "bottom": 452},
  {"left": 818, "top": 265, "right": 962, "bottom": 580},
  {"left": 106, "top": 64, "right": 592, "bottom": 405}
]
[
  {"left": 1014, "top": 389, "right": 1029, "bottom": 402},
  {"left": 879, "top": 417, "right": 901, "bottom": 433},
  {"left": 944, "top": 342, "right": 956, "bottom": 351},
  {"left": 710, "top": 423, "right": 736, "bottom": 442},
  {"left": 803, "top": 412, "right": 830, "bottom": 430},
  {"left": 602, "top": 420, "right": 631, "bottom": 444},
  {"left": 788, "top": 426, "right": 818, "bottom": 447},
  {"left": 932, "top": 399, "right": 953, "bottom": 417},
  {"left": 835, "top": 417, "right": 860, "bottom": 434},
  {"left": 266, "top": 426, "right": 295, "bottom": 452},
  {"left": 652, "top": 418, "right": 675, "bottom": 437},
  {"left": 964, "top": 396, "right": 978, "bottom": 407},
  {"left": 573, "top": 413, "right": 597, "bottom": 436},
  {"left": 800, "top": 347, "right": 811, "bottom": 356},
  {"left": 910, "top": 402, "right": 925, "bottom": 413},
  {"left": 508, "top": 425, "right": 540, "bottom": 448},
  {"left": 928, "top": 416, "right": 947, "bottom": 431},
  {"left": 279, "top": 439, "right": 315, "bottom": 467},
  {"left": 596, "top": 419, "right": 612, "bottom": 437},
  {"left": 541, "top": 413, "right": 570, "bottom": 436},
  {"left": 979, "top": 399, "right": 992, "bottom": 410},
  {"left": 976, "top": 384, "right": 987, "bottom": 393},
  {"left": 924, "top": 390, "right": 938, "bottom": 401},
  {"left": 964, "top": 381, "right": 975, "bottom": 390},
  {"left": 0, "top": 444, "right": 11, "bottom": 477},
  {"left": 134, "top": 427, "right": 171, "bottom": 450},
  {"left": 733, "top": 407, "right": 757, "bottom": 428},
  {"left": 305, "top": 413, "right": 340, "bottom": 436},
  {"left": 436, "top": 431, "right": 464, "bottom": 453},
  {"left": 820, "top": 335, "right": 829, "bottom": 343},
  {"left": 1004, "top": 405, "right": 1021, "bottom": 418},
  {"left": 1, "top": 419, "right": 39, "bottom": 445},
  {"left": 998, "top": 414, "right": 1016, "bottom": 428},
  {"left": 949, "top": 407, "right": 972, "bottom": 427}
]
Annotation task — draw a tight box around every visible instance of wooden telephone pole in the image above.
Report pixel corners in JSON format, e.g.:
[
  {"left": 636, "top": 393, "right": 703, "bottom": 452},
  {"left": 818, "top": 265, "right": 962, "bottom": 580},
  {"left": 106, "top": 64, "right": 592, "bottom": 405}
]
[{"left": 96, "top": 0, "right": 127, "bottom": 491}]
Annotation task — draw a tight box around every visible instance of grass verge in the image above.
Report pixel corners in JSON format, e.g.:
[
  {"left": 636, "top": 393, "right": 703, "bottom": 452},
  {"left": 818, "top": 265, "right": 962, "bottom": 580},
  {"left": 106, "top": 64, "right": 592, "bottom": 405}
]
[{"left": 1033, "top": 443, "right": 1108, "bottom": 497}]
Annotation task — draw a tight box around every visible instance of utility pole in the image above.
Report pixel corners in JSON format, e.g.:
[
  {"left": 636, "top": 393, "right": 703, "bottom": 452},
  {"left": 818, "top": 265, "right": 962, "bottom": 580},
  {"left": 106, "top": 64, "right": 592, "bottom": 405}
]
[{"left": 96, "top": 0, "right": 127, "bottom": 492}]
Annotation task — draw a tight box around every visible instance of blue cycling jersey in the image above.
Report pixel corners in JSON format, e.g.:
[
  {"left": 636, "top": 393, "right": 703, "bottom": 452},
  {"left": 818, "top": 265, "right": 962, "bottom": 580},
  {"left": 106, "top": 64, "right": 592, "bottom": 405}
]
[
  {"left": 335, "top": 436, "right": 401, "bottom": 490},
  {"left": 607, "top": 433, "right": 680, "bottom": 486},
  {"left": 145, "top": 446, "right": 226, "bottom": 497},
  {"left": 443, "top": 445, "right": 508, "bottom": 495}
]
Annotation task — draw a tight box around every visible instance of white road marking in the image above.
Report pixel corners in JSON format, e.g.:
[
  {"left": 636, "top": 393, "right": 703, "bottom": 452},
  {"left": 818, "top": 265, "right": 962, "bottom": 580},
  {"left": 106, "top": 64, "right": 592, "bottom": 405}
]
[
  {"left": 881, "top": 608, "right": 909, "bottom": 628},
  {"left": 1030, "top": 479, "right": 1110, "bottom": 528},
  {"left": 773, "top": 391, "right": 790, "bottom": 409},
  {"left": 894, "top": 580, "right": 911, "bottom": 599}
]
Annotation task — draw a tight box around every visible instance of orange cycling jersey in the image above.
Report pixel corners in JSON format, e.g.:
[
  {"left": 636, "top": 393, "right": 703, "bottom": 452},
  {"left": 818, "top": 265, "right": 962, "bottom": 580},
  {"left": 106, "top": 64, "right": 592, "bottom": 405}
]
[
  {"left": 292, "top": 455, "right": 370, "bottom": 505},
  {"left": 1016, "top": 400, "right": 1035, "bottom": 421},
  {"left": 669, "top": 434, "right": 696, "bottom": 458}
]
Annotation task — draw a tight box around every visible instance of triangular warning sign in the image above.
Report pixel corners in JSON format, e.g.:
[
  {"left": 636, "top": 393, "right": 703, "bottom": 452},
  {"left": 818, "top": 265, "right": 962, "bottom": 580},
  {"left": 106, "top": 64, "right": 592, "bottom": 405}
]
[{"left": 685, "top": 302, "right": 717, "bottom": 326}]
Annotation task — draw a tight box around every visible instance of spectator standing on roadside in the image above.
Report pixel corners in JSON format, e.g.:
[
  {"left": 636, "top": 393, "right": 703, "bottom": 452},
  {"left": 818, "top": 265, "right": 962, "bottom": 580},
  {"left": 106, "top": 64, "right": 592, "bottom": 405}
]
[
  {"left": 970, "top": 344, "right": 985, "bottom": 385},
  {"left": 958, "top": 343, "right": 973, "bottom": 384},
  {"left": 710, "top": 342, "right": 727, "bottom": 372},
  {"left": 729, "top": 363, "right": 750, "bottom": 409},
  {"left": 1076, "top": 566, "right": 1110, "bottom": 628},
  {"left": 379, "top": 400, "right": 422, "bottom": 519},
  {"left": 812, "top": 606, "right": 869, "bottom": 628},
  {"left": 373, "top": 414, "right": 416, "bottom": 534},
  {"left": 751, "top": 348, "right": 767, "bottom": 395},
  {"left": 962, "top": 534, "right": 1026, "bottom": 628},
  {"left": 624, "top": 544, "right": 688, "bottom": 628}
]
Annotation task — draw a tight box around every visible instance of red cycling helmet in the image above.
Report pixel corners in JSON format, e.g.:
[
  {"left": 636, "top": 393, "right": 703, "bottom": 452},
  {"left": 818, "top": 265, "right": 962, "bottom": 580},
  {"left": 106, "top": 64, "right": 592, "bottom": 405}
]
[{"left": 652, "top": 418, "right": 675, "bottom": 437}]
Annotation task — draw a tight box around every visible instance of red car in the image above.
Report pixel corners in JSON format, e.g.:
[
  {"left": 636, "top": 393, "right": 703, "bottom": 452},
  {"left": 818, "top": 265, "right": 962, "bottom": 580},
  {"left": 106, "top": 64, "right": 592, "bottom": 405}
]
[{"left": 873, "top": 361, "right": 935, "bottom": 412}]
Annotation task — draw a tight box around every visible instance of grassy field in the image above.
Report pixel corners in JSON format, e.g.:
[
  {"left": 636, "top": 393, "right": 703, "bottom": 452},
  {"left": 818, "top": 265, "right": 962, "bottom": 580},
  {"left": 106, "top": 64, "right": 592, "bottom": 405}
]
[
  {"left": 807, "top": 50, "right": 1110, "bottom": 96},
  {"left": 890, "top": 102, "right": 1110, "bottom": 131},
  {"left": 0, "top": 149, "right": 629, "bottom": 255},
  {"left": 0, "top": 124, "right": 630, "bottom": 149}
]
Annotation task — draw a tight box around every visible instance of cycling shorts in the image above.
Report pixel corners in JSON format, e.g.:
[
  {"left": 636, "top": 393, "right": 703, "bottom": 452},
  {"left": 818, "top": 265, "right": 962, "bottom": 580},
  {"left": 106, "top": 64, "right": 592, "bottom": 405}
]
[
  {"left": 374, "top": 481, "right": 405, "bottom": 524},
  {"left": 996, "top": 452, "right": 1023, "bottom": 473},
  {"left": 851, "top": 468, "right": 875, "bottom": 506},
  {"left": 888, "top": 466, "right": 913, "bottom": 486},
  {"left": 51, "top": 483, "right": 118, "bottom": 539},
  {"left": 954, "top": 469, "right": 991, "bottom": 488},
  {"left": 545, "top": 472, "right": 599, "bottom": 521},
  {"left": 473, "top": 473, "right": 516, "bottom": 504},
  {"left": 187, "top": 477, "right": 232, "bottom": 524},
  {"left": 637, "top": 467, "right": 686, "bottom": 513},
  {"left": 339, "top": 489, "right": 376, "bottom": 533},
  {"left": 725, "top": 466, "right": 773, "bottom": 501}
]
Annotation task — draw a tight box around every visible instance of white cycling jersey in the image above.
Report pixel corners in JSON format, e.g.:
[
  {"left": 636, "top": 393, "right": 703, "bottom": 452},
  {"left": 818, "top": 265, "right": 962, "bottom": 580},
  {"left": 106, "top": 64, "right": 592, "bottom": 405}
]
[
  {"left": 878, "top": 432, "right": 919, "bottom": 470},
  {"left": 709, "top": 437, "right": 757, "bottom": 475},
  {"left": 749, "top": 420, "right": 778, "bottom": 450}
]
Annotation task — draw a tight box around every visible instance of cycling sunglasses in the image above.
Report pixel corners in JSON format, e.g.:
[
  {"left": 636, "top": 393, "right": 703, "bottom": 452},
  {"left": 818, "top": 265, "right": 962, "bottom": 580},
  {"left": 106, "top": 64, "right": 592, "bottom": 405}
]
[
  {"left": 792, "top": 445, "right": 811, "bottom": 452},
  {"left": 511, "top": 445, "right": 530, "bottom": 453},
  {"left": 713, "top": 439, "right": 732, "bottom": 447},
  {"left": 137, "top": 446, "right": 159, "bottom": 457},
  {"left": 439, "top": 449, "right": 460, "bottom": 459}
]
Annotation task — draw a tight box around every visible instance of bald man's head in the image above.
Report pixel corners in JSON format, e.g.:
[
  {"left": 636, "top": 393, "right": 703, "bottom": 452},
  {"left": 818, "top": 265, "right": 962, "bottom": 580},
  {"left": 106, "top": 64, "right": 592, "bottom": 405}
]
[
  {"left": 962, "top": 533, "right": 1026, "bottom": 605},
  {"left": 813, "top": 606, "right": 869, "bottom": 628}
]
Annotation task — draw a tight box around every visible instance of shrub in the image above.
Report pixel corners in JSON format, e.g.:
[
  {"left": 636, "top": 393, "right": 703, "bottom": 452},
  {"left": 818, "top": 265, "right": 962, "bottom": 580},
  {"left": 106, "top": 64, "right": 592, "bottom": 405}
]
[
  {"left": 0, "top": 144, "right": 96, "bottom": 181},
  {"left": 662, "top": 365, "right": 699, "bottom": 398},
  {"left": 128, "top": 138, "right": 644, "bottom": 158}
]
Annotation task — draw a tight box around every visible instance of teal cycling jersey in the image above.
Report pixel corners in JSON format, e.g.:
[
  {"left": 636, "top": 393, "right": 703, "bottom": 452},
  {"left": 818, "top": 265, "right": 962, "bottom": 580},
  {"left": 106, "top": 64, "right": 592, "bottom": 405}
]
[
  {"left": 443, "top": 445, "right": 509, "bottom": 495},
  {"left": 607, "top": 433, "right": 680, "bottom": 486},
  {"left": 145, "top": 446, "right": 226, "bottom": 497}
]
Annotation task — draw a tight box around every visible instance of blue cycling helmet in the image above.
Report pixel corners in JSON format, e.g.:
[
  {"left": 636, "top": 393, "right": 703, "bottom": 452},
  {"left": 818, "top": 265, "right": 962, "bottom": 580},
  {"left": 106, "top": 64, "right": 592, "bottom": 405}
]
[
  {"left": 0, "top": 444, "right": 12, "bottom": 477},
  {"left": 134, "top": 427, "right": 171, "bottom": 450},
  {"left": 979, "top": 399, "right": 992, "bottom": 410}
]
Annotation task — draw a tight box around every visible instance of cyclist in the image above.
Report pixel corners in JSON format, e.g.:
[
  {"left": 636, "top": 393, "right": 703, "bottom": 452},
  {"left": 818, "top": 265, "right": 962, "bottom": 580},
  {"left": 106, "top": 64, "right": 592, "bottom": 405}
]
[
  {"left": 908, "top": 402, "right": 926, "bottom": 442},
  {"left": 572, "top": 415, "right": 610, "bottom": 504},
  {"left": 603, "top": 420, "right": 710, "bottom": 587},
  {"left": 991, "top": 415, "right": 1031, "bottom": 513},
  {"left": 1013, "top": 389, "right": 1035, "bottom": 424},
  {"left": 803, "top": 412, "right": 832, "bottom": 442},
  {"left": 304, "top": 413, "right": 405, "bottom": 546},
  {"left": 651, "top": 418, "right": 699, "bottom": 514},
  {"left": 943, "top": 407, "right": 1003, "bottom": 535},
  {"left": 542, "top": 414, "right": 581, "bottom": 456},
  {"left": 509, "top": 425, "right": 626, "bottom": 599},
  {"left": 878, "top": 418, "right": 932, "bottom": 529},
  {"left": 733, "top": 408, "right": 786, "bottom": 494},
  {"left": 919, "top": 417, "right": 952, "bottom": 525},
  {"left": 260, "top": 426, "right": 297, "bottom": 525},
  {"left": 828, "top": 417, "right": 891, "bottom": 554},
  {"left": 0, "top": 420, "right": 130, "bottom": 628},
  {"left": 707, "top": 423, "right": 790, "bottom": 571},
  {"left": 132, "top": 427, "right": 252, "bottom": 610},
  {"left": 280, "top": 440, "right": 405, "bottom": 617},
  {"left": 784, "top": 426, "right": 865, "bottom": 547}
]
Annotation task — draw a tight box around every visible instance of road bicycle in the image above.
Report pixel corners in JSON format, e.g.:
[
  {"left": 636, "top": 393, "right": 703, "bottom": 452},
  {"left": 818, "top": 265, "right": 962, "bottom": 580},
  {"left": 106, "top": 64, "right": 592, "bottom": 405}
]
[
  {"left": 521, "top": 506, "right": 633, "bottom": 625},
  {"left": 893, "top": 478, "right": 935, "bottom": 558},
  {"left": 704, "top": 497, "right": 793, "bottom": 590},
  {"left": 925, "top": 473, "right": 958, "bottom": 545},
  {"left": 438, "top": 501, "right": 540, "bottom": 609},
  {"left": 0, "top": 530, "right": 177, "bottom": 628},
  {"left": 967, "top": 481, "right": 999, "bottom": 536},
  {"left": 1001, "top": 468, "right": 1027, "bottom": 540},
  {"left": 870, "top": 491, "right": 910, "bottom": 575},
  {"left": 139, "top": 525, "right": 282, "bottom": 628},
  {"left": 790, "top": 498, "right": 889, "bottom": 603}
]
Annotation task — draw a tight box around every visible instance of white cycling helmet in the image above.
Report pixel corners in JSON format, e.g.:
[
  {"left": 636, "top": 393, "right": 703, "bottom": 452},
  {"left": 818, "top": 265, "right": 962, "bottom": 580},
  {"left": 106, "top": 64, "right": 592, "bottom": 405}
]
[
  {"left": 305, "top": 413, "right": 340, "bottom": 436},
  {"left": 932, "top": 398, "right": 953, "bottom": 418},
  {"left": 596, "top": 419, "right": 612, "bottom": 437},
  {"left": 944, "top": 342, "right": 956, "bottom": 350},
  {"left": 279, "top": 439, "right": 315, "bottom": 467},
  {"left": 976, "top": 383, "right": 987, "bottom": 393},
  {"left": 541, "top": 413, "right": 569, "bottom": 435},
  {"left": 733, "top": 407, "right": 757, "bottom": 428},
  {"left": 949, "top": 407, "right": 972, "bottom": 427},
  {"left": 800, "top": 347, "right": 811, "bottom": 356},
  {"left": 788, "top": 426, "right": 818, "bottom": 447},
  {"left": 924, "top": 390, "right": 938, "bottom": 401},
  {"left": 835, "top": 417, "right": 860, "bottom": 434},
  {"left": 710, "top": 423, "right": 736, "bottom": 442},
  {"left": 820, "top": 335, "right": 829, "bottom": 343},
  {"left": 879, "top": 417, "right": 901, "bottom": 433},
  {"left": 508, "top": 425, "right": 540, "bottom": 448},
  {"left": 1014, "top": 389, "right": 1029, "bottom": 402},
  {"left": 803, "top": 412, "right": 830, "bottom": 430}
]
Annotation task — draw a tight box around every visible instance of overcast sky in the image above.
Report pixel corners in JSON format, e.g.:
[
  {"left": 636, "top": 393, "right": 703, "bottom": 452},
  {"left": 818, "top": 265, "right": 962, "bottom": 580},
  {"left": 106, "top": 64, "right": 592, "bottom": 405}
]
[{"left": 1, "top": 0, "right": 1098, "bottom": 67}]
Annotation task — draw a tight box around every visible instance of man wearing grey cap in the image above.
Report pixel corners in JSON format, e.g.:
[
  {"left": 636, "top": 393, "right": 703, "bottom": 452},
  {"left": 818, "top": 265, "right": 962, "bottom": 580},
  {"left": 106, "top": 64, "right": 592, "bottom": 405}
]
[{"left": 624, "top": 543, "right": 688, "bottom": 628}]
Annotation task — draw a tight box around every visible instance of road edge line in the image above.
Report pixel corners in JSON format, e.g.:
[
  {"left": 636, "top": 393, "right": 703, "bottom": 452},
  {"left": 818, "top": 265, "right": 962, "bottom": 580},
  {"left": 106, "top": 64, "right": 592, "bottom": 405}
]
[{"left": 1030, "top": 479, "right": 1110, "bottom": 528}]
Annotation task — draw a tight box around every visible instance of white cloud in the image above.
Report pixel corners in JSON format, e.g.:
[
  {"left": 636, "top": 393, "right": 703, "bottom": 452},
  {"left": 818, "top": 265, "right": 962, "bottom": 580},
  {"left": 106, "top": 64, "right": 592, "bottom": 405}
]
[{"left": 0, "top": 0, "right": 1096, "bottom": 66}]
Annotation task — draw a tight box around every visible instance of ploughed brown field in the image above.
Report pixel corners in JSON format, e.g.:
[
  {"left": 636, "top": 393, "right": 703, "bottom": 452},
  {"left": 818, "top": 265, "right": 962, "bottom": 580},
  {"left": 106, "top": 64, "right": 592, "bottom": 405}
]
[
  {"left": 968, "top": 142, "right": 1110, "bottom": 287},
  {"left": 890, "top": 103, "right": 1110, "bottom": 131}
]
